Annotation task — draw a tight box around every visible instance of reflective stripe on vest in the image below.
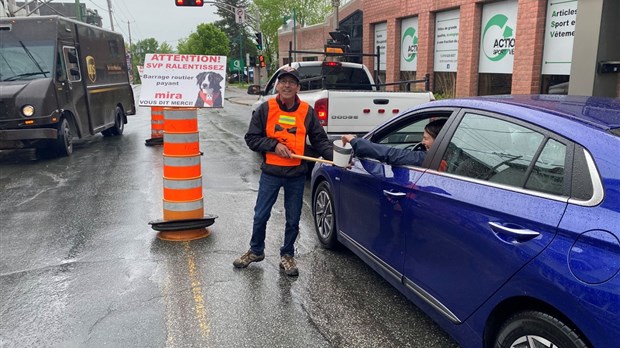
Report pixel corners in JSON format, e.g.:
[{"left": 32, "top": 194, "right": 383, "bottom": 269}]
[{"left": 265, "top": 98, "right": 309, "bottom": 167}]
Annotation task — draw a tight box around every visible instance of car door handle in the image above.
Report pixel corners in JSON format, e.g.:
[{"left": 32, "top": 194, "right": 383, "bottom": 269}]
[
  {"left": 488, "top": 222, "right": 540, "bottom": 242},
  {"left": 383, "top": 190, "right": 406, "bottom": 198}
]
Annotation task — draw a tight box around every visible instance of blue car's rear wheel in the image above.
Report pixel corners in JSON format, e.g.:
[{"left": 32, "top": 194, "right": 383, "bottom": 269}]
[
  {"left": 313, "top": 181, "right": 338, "bottom": 249},
  {"left": 495, "top": 311, "right": 588, "bottom": 348}
]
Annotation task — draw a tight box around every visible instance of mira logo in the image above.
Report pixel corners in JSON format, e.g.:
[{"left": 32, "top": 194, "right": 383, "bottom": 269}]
[
  {"left": 401, "top": 27, "right": 418, "bottom": 62},
  {"left": 86, "top": 56, "right": 96, "bottom": 82},
  {"left": 482, "top": 14, "right": 515, "bottom": 61}
]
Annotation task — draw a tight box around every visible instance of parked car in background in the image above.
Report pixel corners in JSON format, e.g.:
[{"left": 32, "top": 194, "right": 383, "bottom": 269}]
[{"left": 311, "top": 95, "right": 620, "bottom": 348}]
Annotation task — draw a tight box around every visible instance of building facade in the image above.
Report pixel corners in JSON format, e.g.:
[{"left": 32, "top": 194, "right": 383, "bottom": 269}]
[{"left": 278, "top": 0, "right": 619, "bottom": 98}]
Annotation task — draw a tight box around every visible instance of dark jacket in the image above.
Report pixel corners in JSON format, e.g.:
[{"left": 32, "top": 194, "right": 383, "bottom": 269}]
[
  {"left": 350, "top": 138, "right": 426, "bottom": 166},
  {"left": 245, "top": 95, "right": 333, "bottom": 177}
]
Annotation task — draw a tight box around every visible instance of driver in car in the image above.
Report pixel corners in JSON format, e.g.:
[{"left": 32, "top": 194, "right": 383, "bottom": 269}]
[{"left": 341, "top": 118, "right": 447, "bottom": 167}]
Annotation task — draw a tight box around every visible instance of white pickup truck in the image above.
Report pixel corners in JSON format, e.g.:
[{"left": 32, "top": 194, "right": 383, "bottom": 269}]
[{"left": 247, "top": 61, "right": 434, "bottom": 140}]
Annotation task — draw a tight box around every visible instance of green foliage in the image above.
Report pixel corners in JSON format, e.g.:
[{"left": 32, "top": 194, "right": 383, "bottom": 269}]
[
  {"left": 129, "top": 38, "right": 174, "bottom": 83},
  {"left": 177, "top": 23, "right": 229, "bottom": 56},
  {"left": 250, "top": 0, "right": 332, "bottom": 72},
  {"left": 213, "top": 0, "right": 257, "bottom": 62},
  {"left": 158, "top": 42, "right": 174, "bottom": 54}
]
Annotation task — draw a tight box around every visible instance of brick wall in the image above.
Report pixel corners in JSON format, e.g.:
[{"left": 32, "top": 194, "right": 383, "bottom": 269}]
[
  {"left": 279, "top": 0, "right": 619, "bottom": 97},
  {"left": 278, "top": 1, "right": 362, "bottom": 64}
]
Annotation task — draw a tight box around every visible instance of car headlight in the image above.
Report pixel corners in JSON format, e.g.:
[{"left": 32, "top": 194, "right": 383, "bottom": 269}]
[{"left": 21, "top": 105, "right": 35, "bottom": 117}]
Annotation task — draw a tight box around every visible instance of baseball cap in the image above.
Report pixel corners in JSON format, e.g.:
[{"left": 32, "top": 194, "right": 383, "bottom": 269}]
[{"left": 277, "top": 66, "right": 300, "bottom": 83}]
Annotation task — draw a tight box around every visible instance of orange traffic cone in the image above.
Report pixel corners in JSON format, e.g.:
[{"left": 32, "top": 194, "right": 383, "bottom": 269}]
[
  {"left": 145, "top": 106, "right": 164, "bottom": 146},
  {"left": 149, "top": 107, "right": 217, "bottom": 241}
]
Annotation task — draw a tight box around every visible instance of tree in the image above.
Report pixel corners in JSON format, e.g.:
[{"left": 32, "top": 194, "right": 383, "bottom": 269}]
[
  {"left": 251, "top": 0, "right": 332, "bottom": 70},
  {"left": 177, "top": 23, "right": 229, "bottom": 56},
  {"left": 130, "top": 38, "right": 168, "bottom": 83},
  {"left": 158, "top": 42, "right": 174, "bottom": 54},
  {"left": 213, "top": 0, "right": 257, "bottom": 61}
]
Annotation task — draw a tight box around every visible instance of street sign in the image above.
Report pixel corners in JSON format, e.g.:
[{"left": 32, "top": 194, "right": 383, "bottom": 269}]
[
  {"left": 235, "top": 7, "right": 245, "bottom": 24},
  {"left": 139, "top": 54, "right": 227, "bottom": 108}
]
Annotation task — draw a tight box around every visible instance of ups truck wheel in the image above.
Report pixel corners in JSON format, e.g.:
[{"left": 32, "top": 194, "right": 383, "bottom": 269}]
[
  {"left": 102, "top": 107, "right": 125, "bottom": 136},
  {"left": 53, "top": 118, "right": 73, "bottom": 157}
]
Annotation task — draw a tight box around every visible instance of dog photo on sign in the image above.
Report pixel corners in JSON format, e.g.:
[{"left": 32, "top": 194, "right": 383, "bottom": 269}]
[{"left": 195, "top": 71, "right": 223, "bottom": 107}]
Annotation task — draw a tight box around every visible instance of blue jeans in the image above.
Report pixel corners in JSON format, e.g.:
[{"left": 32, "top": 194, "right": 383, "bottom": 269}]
[{"left": 250, "top": 172, "right": 306, "bottom": 257}]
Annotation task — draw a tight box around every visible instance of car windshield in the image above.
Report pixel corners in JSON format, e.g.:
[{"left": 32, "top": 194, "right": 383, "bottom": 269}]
[{"left": 0, "top": 39, "right": 54, "bottom": 81}]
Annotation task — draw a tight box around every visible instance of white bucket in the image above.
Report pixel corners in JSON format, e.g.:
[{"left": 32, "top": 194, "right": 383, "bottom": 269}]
[{"left": 332, "top": 140, "right": 352, "bottom": 167}]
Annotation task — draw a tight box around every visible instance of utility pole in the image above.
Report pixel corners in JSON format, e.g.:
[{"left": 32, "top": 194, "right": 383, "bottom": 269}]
[
  {"left": 74, "top": 0, "right": 82, "bottom": 21},
  {"left": 127, "top": 21, "right": 133, "bottom": 48},
  {"left": 106, "top": 0, "right": 114, "bottom": 31}
]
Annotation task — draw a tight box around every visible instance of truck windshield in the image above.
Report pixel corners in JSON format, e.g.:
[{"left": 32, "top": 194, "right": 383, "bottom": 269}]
[{"left": 0, "top": 40, "right": 54, "bottom": 81}]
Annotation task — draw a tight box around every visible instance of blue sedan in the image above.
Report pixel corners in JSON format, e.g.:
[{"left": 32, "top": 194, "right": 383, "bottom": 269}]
[{"left": 310, "top": 95, "right": 620, "bottom": 348}]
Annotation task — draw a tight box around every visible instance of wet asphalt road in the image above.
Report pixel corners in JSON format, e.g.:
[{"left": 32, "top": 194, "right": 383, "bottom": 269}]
[{"left": 0, "top": 86, "right": 459, "bottom": 348}]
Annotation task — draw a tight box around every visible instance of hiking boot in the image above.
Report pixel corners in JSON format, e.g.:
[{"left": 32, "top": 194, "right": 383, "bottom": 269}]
[
  {"left": 279, "top": 255, "right": 299, "bottom": 276},
  {"left": 233, "top": 250, "right": 265, "bottom": 268}
]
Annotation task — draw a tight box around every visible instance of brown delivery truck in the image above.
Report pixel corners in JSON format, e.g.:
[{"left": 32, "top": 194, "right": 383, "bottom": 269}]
[{"left": 0, "top": 15, "right": 136, "bottom": 157}]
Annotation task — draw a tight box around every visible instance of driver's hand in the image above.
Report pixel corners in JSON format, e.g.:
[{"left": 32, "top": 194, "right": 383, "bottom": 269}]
[{"left": 341, "top": 134, "right": 355, "bottom": 145}]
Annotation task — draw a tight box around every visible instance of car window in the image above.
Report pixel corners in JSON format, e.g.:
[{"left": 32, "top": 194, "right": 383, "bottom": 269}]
[
  {"left": 443, "top": 113, "right": 546, "bottom": 188},
  {"left": 376, "top": 117, "right": 445, "bottom": 148},
  {"left": 524, "top": 138, "right": 566, "bottom": 195}
]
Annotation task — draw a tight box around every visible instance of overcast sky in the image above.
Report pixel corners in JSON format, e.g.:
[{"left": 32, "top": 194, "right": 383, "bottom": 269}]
[{"left": 88, "top": 0, "right": 221, "bottom": 47}]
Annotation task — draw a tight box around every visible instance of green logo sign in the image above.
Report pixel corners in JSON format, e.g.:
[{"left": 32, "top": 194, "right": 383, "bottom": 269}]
[
  {"left": 229, "top": 59, "right": 244, "bottom": 72},
  {"left": 482, "top": 14, "right": 515, "bottom": 62},
  {"left": 401, "top": 27, "right": 418, "bottom": 62}
]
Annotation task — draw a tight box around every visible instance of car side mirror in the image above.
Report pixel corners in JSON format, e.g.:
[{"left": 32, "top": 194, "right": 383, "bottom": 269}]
[{"left": 247, "top": 85, "right": 264, "bottom": 95}]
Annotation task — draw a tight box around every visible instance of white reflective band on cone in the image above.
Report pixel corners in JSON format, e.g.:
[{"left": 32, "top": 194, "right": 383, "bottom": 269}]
[
  {"left": 163, "top": 132, "right": 199, "bottom": 143},
  {"left": 163, "top": 177, "right": 202, "bottom": 189},
  {"left": 164, "top": 109, "right": 197, "bottom": 120},
  {"left": 163, "top": 155, "right": 201, "bottom": 167},
  {"left": 163, "top": 199, "right": 203, "bottom": 211}
]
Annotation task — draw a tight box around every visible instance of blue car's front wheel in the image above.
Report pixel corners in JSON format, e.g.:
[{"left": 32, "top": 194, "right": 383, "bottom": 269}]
[{"left": 313, "top": 181, "right": 338, "bottom": 249}]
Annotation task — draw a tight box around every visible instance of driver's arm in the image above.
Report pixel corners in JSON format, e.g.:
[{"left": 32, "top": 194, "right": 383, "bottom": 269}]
[{"left": 350, "top": 138, "right": 426, "bottom": 166}]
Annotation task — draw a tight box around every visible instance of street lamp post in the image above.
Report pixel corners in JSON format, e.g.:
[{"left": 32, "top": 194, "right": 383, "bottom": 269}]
[
  {"left": 293, "top": 8, "right": 297, "bottom": 61},
  {"left": 283, "top": 9, "right": 297, "bottom": 61},
  {"left": 332, "top": 0, "right": 340, "bottom": 30}
]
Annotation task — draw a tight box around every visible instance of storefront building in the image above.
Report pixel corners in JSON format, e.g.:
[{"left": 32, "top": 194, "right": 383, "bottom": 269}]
[{"left": 278, "top": 0, "right": 619, "bottom": 98}]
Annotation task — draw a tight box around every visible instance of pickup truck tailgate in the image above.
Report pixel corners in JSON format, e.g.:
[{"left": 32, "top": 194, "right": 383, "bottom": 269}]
[{"left": 326, "top": 91, "right": 433, "bottom": 134}]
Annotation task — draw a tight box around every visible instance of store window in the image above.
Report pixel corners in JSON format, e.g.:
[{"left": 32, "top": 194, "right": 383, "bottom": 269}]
[
  {"left": 540, "top": 0, "right": 579, "bottom": 94},
  {"left": 340, "top": 10, "right": 363, "bottom": 64},
  {"left": 477, "top": 1, "right": 517, "bottom": 96},
  {"left": 434, "top": 9, "right": 460, "bottom": 98}
]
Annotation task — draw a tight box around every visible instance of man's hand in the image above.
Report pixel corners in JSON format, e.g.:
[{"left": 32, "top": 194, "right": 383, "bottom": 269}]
[
  {"left": 341, "top": 134, "right": 355, "bottom": 146},
  {"left": 275, "top": 143, "right": 292, "bottom": 158}
]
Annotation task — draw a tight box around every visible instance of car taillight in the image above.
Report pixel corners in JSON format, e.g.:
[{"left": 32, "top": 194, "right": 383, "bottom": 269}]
[{"left": 314, "top": 98, "right": 328, "bottom": 126}]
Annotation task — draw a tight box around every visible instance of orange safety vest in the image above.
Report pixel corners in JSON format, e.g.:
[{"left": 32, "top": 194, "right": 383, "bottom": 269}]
[{"left": 265, "top": 98, "right": 309, "bottom": 166}]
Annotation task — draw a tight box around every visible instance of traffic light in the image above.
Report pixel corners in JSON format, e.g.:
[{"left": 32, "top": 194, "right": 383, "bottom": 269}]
[
  {"left": 258, "top": 55, "right": 265, "bottom": 68},
  {"left": 249, "top": 55, "right": 256, "bottom": 66},
  {"left": 254, "top": 32, "right": 263, "bottom": 51},
  {"left": 175, "top": 0, "right": 203, "bottom": 6}
]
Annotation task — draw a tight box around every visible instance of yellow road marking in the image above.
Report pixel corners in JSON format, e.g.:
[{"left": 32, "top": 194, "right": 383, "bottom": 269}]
[{"left": 184, "top": 241, "right": 210, "bottom": 337}]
